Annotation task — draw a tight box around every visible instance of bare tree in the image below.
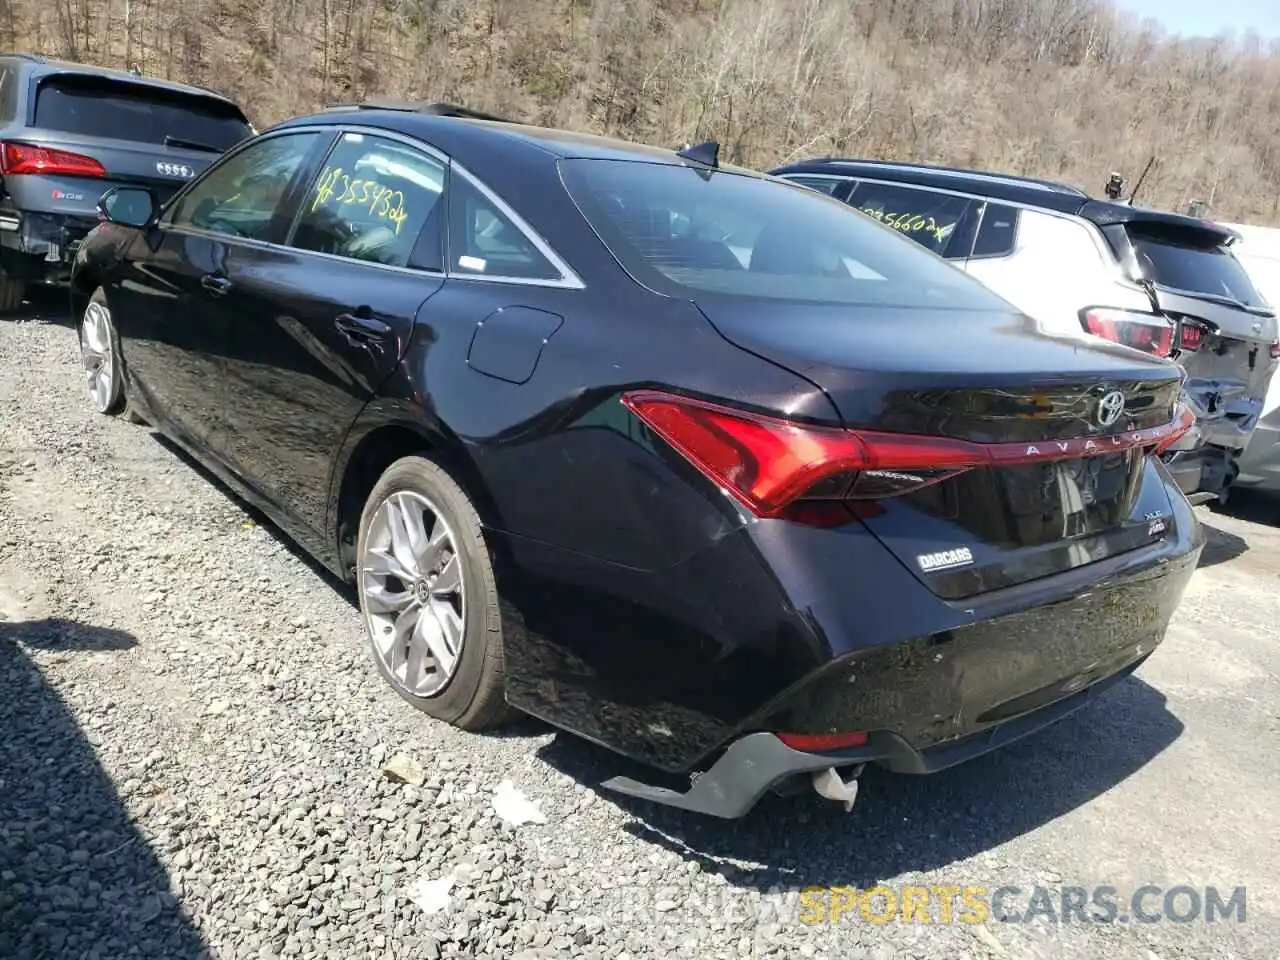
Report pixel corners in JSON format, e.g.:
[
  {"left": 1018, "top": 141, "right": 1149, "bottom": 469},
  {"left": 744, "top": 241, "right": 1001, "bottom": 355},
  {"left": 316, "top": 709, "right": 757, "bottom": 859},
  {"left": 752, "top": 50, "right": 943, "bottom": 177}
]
[{"left": 5, "top": 0, "right": 1280, "bottom": 223}]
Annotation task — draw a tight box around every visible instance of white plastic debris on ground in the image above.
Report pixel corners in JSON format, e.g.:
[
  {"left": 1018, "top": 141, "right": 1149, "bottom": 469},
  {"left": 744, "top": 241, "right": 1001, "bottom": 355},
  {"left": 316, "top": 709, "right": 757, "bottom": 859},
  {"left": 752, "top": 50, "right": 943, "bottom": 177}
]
[
  {"left": 405, "top": 874, "right": 454, "bottom": 915},
  {"left": 492, "top": 779, "right": 547, "bottom": 827}
]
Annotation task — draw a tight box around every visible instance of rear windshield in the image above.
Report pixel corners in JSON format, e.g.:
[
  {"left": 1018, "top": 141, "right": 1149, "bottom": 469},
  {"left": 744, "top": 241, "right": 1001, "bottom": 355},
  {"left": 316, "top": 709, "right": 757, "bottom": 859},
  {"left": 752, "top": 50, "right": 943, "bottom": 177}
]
[
  {"left": 558, "top": 158, "right": 1006, "bottom": 310},
  {"left": 34, "top": 77, "right": 251, "bottom": 152},
  {"left": 1128, "top": 224, "right": 1266, "bottom": 309}
]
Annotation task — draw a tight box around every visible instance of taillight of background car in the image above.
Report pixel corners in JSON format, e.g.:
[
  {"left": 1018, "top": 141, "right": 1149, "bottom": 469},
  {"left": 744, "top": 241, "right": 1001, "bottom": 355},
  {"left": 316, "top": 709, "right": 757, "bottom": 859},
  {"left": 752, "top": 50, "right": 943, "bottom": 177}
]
[
  {"left": 1079, "top": 307, "right": 1221, "bottom": 359},
  {"left": 1176, "top": 319, "right": 1208, "bottom": 352},
  {"left": 0, "top": 141, "right": 106, "bottom": 177},
  {"left": 1079, "top": 307, "right": 1176, "bottom": 358}
]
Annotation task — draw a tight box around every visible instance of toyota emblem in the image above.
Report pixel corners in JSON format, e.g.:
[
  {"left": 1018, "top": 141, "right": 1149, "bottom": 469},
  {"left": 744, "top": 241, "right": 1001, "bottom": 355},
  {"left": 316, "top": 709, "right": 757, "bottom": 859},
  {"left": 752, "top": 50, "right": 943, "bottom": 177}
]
[{"left": 1095, "top": 389, "right": 1126, "bottom": 428}]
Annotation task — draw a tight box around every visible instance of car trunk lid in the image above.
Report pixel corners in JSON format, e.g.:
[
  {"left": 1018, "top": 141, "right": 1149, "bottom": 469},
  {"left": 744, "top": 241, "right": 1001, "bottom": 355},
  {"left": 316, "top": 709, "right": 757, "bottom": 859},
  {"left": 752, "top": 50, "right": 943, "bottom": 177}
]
[{"left": 692, "top": 296, "right": 1186, "bottom": 599}]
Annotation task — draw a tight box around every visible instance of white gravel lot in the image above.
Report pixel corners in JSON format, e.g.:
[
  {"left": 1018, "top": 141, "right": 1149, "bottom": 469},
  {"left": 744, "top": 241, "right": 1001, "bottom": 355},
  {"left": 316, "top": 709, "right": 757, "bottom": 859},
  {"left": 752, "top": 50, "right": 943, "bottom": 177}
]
[{"left": 1, "top": 302, "right": 1277, "bottom": 960}]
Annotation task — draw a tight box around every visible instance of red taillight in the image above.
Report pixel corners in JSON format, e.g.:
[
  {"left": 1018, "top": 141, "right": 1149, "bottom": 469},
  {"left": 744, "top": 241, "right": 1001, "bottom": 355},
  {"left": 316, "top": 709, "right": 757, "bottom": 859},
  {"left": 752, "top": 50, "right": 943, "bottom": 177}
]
[
  {"left": 1177, "top": 321, "right": 1206, "bottom": 352},
  {"left": 776, "top": 731, "right": 870, "bottom": 752},
  {"left": 623, "top": 390, "right": 1194, "bottom": 517},
  {"left": 1080, "top": 307, "right": 1174, "bottom": 358},
  {"left": 1271, "top": 340, "right": 1280, "bottom": 360},
  {"left": 0, "top": 141, "right": 106, "bottom": 177}
]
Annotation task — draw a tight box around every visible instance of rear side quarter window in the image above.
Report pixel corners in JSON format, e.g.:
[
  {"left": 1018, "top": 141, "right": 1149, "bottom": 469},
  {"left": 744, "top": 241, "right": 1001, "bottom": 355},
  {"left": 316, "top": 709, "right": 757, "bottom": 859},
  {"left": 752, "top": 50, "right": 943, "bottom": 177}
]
[
  {"left": 971, "top": 203, "right": 1020, "bottom": 259},
  {"left": 446, "top": 172, "right": 563, "bottom": 282}
]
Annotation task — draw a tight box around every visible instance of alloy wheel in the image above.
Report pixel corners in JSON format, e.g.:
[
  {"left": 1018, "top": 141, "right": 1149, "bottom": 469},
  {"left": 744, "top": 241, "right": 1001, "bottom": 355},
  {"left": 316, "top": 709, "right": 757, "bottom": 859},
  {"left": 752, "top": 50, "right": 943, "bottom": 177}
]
[
  {"left": 359, "top": 490, "right": 467, "bottom": 697},
  {"left": 80, "top": 301, "right": 116, "bottom": 413}
]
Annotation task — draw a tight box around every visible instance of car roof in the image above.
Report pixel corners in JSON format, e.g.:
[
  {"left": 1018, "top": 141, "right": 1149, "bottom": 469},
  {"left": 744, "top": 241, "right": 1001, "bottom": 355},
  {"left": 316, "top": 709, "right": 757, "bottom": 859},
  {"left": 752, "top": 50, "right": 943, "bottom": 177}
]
[
  {"left": 0, "top": 52, "right": 243, "bottom": 110},
  {"left": 771, "top": 157, "right": 1092, "bottom": 214},
  {"left": 273, "top": 106, "right": 762, "bottom": 173},
  {"left": 772, "top": 157, "right": 1239, "bottom": 243}
]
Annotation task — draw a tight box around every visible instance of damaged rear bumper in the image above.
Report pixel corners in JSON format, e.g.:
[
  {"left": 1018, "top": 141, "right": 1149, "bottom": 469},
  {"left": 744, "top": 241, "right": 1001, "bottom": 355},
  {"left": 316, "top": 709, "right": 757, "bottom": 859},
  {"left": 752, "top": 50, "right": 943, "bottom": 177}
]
[
  {"left": 603, "top": 656, "right": 1148, "bottom": 818},
  {"left": 0, "top": 210, "right": 98, "bottom": 284},
  {"left": 1160, "top": 383, "right": 1265, "bottom": 497}
]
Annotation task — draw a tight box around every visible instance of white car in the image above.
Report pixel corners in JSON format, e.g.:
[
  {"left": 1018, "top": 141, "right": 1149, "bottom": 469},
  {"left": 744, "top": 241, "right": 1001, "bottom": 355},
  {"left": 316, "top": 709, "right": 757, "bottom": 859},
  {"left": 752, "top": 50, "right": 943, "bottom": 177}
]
[{"left": 771, "top": 159, "right": 1279, "bottom": 501}]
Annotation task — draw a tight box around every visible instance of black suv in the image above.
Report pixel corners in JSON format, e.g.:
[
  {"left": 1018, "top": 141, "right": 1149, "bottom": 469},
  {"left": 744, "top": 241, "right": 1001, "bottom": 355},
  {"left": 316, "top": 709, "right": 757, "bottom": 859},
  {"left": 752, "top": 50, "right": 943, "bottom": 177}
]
[{"left": 0, "top": 53, "right": 252, "bottom": 311}]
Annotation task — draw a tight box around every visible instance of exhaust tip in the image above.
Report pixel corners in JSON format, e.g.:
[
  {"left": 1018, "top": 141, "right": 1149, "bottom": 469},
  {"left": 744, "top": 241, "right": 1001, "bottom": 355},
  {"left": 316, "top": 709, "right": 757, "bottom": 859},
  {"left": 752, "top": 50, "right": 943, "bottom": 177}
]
[{"left": 811, "top": 766, "right": 861, "bottom": 812}]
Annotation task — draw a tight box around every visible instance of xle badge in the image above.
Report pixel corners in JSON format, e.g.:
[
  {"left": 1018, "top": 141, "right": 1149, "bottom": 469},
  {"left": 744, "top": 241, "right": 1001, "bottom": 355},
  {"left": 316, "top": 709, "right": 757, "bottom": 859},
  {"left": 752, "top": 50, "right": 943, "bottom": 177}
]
[{"left": 916, "top": 547, "right": 974, "bottom": 572}]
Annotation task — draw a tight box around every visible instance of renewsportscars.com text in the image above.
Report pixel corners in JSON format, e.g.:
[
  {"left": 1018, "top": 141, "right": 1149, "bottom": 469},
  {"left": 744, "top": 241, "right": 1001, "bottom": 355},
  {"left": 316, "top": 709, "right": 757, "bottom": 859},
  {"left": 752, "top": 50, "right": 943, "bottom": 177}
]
[{"left": 797, "top": 884, "right": 1247, "bottom": 925}]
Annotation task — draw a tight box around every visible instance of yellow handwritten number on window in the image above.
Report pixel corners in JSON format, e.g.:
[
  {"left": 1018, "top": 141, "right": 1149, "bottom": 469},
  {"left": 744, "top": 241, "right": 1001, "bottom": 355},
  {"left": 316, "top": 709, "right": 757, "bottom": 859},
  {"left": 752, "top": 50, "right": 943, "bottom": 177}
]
[
  {"left": 310, "top": 165, "right": 409, "bottom": 234},
  {"left": 859, "top": 206, "right": 950, "bottom": 244}
]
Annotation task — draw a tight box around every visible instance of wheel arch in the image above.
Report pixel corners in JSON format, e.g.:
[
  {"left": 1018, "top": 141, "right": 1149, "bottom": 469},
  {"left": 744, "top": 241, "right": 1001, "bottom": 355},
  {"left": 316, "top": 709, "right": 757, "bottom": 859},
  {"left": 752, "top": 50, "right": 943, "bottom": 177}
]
[
  {"left": 328, "top": 400, "right": 505, "bottom": 582},
  {"left": 69, "top": 263, "right": 100, "bottom": 319}
]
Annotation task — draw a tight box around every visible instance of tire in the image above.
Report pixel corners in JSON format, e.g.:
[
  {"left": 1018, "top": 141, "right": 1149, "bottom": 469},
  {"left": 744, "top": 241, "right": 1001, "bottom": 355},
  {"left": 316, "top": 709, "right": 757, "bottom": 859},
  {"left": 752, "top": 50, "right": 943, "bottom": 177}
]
[
  {"left": 78, "top": 287, "right": 145, "bottom": 423},
  {"left": 0, "top": 276, "right": 24, "bottom": 314},
  {"left": 356, "top": 454, "right": 513, "bottom": 731}
]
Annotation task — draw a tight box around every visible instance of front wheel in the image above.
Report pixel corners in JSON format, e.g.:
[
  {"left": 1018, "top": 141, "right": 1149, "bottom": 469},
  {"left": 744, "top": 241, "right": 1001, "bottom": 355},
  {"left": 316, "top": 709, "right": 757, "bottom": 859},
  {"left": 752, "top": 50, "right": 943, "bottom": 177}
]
[
  {"left": 356, "top": 455, "right": 513, "bottom": 731},
  {"left": 79, "top": 289, "right": 126, "bottom": 416}
]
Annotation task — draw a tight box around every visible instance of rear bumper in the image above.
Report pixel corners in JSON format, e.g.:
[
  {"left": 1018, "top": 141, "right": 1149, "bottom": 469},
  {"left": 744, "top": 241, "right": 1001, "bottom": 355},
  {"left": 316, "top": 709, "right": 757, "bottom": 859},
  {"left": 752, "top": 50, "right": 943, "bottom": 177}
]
[
  {"left": 0, "top": 210, "right": 98, "bottom": 284},
  {"left": 602, "top": 655, "right": 1148, "bottom": 818},
  {"left": 503, "top": 459, "right": 1204, "bottom": 809}
]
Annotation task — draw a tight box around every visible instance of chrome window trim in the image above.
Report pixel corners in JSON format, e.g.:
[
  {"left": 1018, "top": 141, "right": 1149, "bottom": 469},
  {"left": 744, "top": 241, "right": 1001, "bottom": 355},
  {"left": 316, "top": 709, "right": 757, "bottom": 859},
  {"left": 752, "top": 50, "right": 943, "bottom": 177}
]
[
  {"left": 156, "top": 122, "right": 586, "bottom": 290},
  {"left": 163, "top": 223, "right": 447, "bottom": 280}
]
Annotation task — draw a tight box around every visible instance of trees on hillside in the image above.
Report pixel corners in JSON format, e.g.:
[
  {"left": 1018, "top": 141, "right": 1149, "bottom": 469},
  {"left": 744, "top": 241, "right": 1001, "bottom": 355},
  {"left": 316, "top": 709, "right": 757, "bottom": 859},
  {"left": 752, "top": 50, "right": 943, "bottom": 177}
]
[{"left": 5, "top": 0, "right": 1278, "bottom": 222}]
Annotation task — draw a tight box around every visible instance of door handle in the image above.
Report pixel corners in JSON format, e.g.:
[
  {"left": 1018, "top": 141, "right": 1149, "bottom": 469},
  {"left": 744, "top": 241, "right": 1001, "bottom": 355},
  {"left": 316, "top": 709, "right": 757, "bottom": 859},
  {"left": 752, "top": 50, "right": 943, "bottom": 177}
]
[
  {"left": 335, "top": 311, "right": 392, "bottom": 341},
  {"left": 201, "top": 274, "right": 232, "bottom": 295}
]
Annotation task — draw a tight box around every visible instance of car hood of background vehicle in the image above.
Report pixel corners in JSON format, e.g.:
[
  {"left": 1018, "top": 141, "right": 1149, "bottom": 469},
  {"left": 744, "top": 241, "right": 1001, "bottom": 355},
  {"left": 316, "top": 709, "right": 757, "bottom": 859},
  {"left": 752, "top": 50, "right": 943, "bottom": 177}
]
[{"left": 693, "top": 295, "right": 1185, "bottom": 436}]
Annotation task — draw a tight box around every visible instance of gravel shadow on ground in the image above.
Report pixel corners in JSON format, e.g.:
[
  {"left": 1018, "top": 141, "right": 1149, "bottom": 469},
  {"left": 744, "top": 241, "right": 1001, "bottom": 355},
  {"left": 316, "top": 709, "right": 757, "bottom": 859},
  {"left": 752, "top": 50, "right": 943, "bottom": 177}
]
[
  {"left": 0, "top": 617, "right": 210, "bottom": 959},
  {"left": 1212, "top": 486, "right": 1280, "bottom": 527},
  {"left": 536, "top": 673, "right": 1183, "bottom": 891}
]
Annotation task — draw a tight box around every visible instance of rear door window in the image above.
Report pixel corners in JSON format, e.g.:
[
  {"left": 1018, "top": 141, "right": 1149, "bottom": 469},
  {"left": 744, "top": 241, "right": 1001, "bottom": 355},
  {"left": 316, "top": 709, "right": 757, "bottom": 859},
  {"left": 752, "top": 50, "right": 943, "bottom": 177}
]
[
  {"left": 33, "top": 75, "right": 251, "bottom": 151},
  {"left": 845, "top": 182, "right": 974, "bottom": 258},
  {"left": 1128, "top": 224, "right": 1266, "bottom": 308},
  {"left": 289, "top": 132, "right": 446, "bottom": 271}
]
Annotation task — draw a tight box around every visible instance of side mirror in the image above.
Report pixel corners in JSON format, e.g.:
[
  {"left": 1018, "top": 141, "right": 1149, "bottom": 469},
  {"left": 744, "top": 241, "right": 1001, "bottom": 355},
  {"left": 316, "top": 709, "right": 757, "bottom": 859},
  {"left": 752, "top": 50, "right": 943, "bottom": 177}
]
[{"left": 97, "top": 186, "right": 157, "bottom": 229}]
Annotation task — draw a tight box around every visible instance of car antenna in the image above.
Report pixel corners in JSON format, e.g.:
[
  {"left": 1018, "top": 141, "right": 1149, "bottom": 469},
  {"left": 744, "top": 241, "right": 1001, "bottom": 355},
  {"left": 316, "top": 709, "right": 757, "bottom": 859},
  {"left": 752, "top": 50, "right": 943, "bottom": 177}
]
[
  {"left": 677, "top": 140, "right": 720, "bottom": 169},
  {"left": 1128, "top": 154, "right": 1156, "bottom": 206}
]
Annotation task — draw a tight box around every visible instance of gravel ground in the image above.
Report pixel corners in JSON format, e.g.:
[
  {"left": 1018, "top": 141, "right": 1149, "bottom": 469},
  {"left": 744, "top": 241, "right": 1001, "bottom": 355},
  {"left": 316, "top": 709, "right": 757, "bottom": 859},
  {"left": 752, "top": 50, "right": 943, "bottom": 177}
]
[{"left": 1, "top": 302, "right": 1277, "bottom": 960}]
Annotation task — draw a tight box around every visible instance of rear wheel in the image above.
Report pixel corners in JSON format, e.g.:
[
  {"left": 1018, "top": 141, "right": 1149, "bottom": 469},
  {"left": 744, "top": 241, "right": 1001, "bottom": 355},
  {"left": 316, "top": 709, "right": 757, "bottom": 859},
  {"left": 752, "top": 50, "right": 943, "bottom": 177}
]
[
  {"left": 0, "top": 277, "right": 24, "bottom": 314},
  {"left": 356, "top": 455, "right": 512, "bottom": 730}
]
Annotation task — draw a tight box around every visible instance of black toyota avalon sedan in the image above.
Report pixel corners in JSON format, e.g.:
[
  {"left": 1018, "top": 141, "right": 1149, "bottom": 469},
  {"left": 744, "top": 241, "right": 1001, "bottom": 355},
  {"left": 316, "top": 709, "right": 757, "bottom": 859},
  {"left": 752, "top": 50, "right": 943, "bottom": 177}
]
[{"left": 71, "top": 102, "right": 1202, "bottom": 818}]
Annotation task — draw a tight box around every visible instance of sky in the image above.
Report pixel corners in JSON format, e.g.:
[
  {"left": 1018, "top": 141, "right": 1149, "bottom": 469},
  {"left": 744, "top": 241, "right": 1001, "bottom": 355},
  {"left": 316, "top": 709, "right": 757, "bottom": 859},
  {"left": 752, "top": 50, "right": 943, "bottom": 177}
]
[{"left": 1114, "top": 0, "right": 1280, "bottom": 39}]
